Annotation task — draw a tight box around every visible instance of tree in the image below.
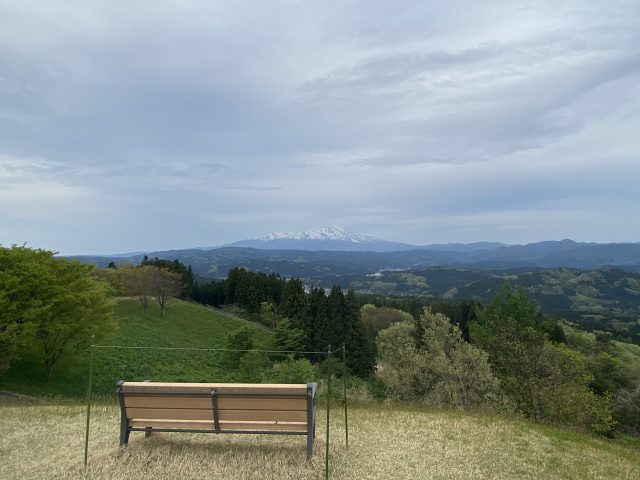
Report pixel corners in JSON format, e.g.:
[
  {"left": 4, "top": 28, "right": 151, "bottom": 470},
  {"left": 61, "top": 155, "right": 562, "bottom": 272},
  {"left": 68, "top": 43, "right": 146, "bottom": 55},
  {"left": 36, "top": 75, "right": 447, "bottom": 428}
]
[
  {"left": 34, "top": 258, "right": 113, "bottom": 380},
  {"left": 120, "top": 265, "right": 155, "bottom": 313},
  {"left": 150, "top": 267, "right": 183, "bottom": 316},
  {"left": 325, "top": 285, "right": 346, "bottom": 346},
  {"left": 377, "top": 307, "right": 499, "bottom": 410},
  {"left": 360, "top": 304, "right": 413, "bottom": 353},
  {"left": 140, "top": 256, "right": 194, "bottom": 299},
  {"left": 269, "top": 357, "right": 316, "bottom": 384},
  {"left": 344, "top": 289, "right": 374, "bottom": 377},
  {"left": 221, "top": 327, "right": 255, "bottom": 371},
  {"left": 273, "top": 318, "right": 305, "bottom": 357},
  {"left": 470, "top": 285, "right": 614, "bottom": 433},
  {"left": 0, "top": 246, "right": 55, "bottom": 375},
  {"left": 308, "top": 287, "right": 328, "bottom": 357},
  {"left": 0, "top": 246, "right": 113, "bottom": 380},
  {"left": 280, "top": 279, "right": 308, "bottom": 330}
]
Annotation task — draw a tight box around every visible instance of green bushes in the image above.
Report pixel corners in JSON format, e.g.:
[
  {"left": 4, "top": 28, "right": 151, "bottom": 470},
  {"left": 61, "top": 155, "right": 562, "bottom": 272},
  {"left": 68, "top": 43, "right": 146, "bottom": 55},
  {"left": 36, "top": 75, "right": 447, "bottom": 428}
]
[
  {"left": 375, "top": 288, "right": 618, "bottom": 436},
  {"left": 377, "top": 307, "right": 500, "bottom": 410}
]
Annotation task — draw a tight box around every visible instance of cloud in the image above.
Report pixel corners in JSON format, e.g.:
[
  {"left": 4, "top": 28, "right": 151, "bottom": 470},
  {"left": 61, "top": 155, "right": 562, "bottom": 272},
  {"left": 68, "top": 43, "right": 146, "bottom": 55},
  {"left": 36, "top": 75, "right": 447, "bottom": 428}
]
[{"left": 0, "top": 1, "right": 639, "bottom": 252}]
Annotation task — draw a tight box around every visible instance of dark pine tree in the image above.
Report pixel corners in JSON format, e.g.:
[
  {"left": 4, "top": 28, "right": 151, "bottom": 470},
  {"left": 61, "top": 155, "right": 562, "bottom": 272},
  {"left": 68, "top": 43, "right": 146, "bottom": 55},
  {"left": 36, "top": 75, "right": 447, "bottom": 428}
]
[
  {"left": 308, "top": 287, "right": 329, "bottom": 360},
  {"left": 280, "top": 278, "right": 309, "bottom": 330},
  {"left": 344, "top": 289, "right": 375, "bottom": 377},
  {"left": 326, "top": 285, "right": 347, "bottom": 348}
]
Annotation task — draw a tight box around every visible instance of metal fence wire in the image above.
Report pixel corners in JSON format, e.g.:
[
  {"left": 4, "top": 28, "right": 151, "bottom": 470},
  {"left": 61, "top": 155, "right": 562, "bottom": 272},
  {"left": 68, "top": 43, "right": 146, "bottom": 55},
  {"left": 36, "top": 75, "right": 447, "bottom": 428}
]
[{"left": 83, "top": 343, "right": 349, "bottom": 479}]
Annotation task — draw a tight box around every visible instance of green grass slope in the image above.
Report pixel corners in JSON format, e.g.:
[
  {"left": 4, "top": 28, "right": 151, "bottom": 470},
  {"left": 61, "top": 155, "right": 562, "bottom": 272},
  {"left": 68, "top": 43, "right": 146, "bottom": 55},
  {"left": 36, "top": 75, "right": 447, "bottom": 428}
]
[
  {"left": 0, "top": 298, "right": 273, "bottom": 396},
  {"left": 0, "top": 401, "right": 638, "bottom": 480}
]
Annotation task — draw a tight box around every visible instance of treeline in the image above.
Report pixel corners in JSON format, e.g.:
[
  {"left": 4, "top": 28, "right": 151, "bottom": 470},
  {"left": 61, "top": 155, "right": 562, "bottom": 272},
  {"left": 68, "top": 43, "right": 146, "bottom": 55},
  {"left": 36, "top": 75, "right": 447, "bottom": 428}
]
[
  {"left": 375, "top": 286, "right": 640, "bottom": 437},
  {"left": 191, "top": 268, "right": 374, "bottom": 376}
]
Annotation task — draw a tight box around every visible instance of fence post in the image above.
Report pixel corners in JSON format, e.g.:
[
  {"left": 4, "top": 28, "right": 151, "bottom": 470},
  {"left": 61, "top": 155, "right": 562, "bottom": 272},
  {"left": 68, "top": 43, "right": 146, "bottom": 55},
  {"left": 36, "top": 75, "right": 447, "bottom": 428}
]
[
  {"left": 325, "top": 345, "right": 331, "bottom": 480},
  {"left": 83, "top": 344, "right": 95, "bottom": 468},
  {"left": 342, "top": 343, "right": 348, "bottom": 448}
]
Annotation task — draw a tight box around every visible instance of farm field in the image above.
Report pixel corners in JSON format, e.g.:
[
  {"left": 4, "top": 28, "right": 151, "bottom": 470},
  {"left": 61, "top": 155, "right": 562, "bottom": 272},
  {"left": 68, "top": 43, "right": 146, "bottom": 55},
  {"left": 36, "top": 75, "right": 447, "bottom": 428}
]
[{"left": 1, "top": 399, "right": 639, "bottom": 480}]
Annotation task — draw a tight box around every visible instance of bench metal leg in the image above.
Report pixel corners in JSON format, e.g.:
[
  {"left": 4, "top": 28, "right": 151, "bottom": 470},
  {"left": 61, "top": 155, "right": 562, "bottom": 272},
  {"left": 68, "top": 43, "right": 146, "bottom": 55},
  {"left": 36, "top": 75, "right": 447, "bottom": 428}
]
[
  {"left": 117, "top": 381, "right": 130, "bottom": 448},
  {"left": 119, "top": 423, "right": 130, "bottom": 447},
  {"left": 306, "top": 383, "right": 315, "bottom": 460},
  {"left": 307, "top": 430, "right": 314, "bottom": 460},
  {"left": 144, "top": 427, "right": 152, "bottom": 438}
]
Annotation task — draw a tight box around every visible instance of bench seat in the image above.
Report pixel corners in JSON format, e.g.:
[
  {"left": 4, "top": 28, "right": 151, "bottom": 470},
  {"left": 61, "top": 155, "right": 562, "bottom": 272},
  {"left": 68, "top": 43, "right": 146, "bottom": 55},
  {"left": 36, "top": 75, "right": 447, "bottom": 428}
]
[{"left": 117, "top": 381, "right": 317, "bottom": 458}]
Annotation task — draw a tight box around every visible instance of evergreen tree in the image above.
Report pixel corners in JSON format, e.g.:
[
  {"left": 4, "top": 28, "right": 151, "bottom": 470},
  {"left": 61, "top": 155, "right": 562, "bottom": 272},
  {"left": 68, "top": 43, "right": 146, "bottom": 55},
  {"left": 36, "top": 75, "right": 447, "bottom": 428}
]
[
  {"left": 344, "top": 289, "right": 374, "bottom": 377},
  {"left": 326, "top": 285, "right": 346, "bottom": 347},
  {"left": 280, "top": 279, "right": 308, "bottom": 330},
  {"left": 308, "top": 287, "right": 328, "bottom": 359}
]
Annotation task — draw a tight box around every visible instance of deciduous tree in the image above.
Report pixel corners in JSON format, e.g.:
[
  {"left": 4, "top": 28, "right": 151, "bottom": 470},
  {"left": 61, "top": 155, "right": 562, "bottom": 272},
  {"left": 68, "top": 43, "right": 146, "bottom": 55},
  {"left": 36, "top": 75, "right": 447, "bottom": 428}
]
[
  {"left": 0, "top": 246, "right": 113, "bottom": 380},
  {"left": 151, "top": 267, "right": 183, "bottom": 316}
]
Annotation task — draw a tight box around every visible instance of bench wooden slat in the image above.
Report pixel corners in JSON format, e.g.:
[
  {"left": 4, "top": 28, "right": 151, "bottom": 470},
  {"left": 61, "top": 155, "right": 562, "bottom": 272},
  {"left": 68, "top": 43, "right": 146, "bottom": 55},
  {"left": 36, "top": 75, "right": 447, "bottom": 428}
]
[
  {"left": 122, "top": 382, "right": 307, "bottom": 395},
  {"left": 129, "top": 419, "right": 307, "bottom": 431},
  {"left": 126, "top": 408, "right": 213, "bottom": 421},
  {"left": 220, "top": 410, "right": 307, "bottom": 422},
  {"left": 124, "top": 396, "right": 212, "bottom": 409},
  {"left": 124, "top": 396, "right": 307, "bottom": 411},
  {"left": 125, "top": 407, "right": 307, "bottom": 422}
]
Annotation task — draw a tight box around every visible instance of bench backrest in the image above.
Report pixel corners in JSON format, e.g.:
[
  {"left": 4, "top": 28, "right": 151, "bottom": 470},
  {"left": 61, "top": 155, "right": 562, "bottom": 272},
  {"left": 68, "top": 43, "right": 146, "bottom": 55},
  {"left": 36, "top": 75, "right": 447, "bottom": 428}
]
[{"left": 118, "top": 381, "right": 316, "bottom": 433}]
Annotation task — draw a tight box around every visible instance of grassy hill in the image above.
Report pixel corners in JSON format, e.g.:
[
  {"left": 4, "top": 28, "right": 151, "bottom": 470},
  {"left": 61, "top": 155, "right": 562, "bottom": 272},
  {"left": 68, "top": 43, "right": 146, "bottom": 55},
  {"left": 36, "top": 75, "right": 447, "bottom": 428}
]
[
  {"left": 0, "top": 400, "right": 638, "bottom": 479},
  {"left": 0, "top": 298, "right": 273, "bottom": 396}
]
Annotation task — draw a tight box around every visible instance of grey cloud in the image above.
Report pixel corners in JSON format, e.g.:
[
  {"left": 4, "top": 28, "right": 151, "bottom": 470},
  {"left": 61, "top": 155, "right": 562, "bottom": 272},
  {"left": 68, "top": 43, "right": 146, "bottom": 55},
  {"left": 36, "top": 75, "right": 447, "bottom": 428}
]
[{"left": 0, "top": 1, "right": 639, "bottom": 252}]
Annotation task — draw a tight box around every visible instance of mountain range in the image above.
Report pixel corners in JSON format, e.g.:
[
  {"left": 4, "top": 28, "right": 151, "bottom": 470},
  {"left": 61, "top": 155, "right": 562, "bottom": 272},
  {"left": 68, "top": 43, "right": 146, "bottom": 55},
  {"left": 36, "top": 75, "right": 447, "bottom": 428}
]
[
  {"left": 72, "top": 227, "right": 640, "bottom": 276},
  {"left": 69, "top": 228, "right": 640, "bottom": 343},
  {"left": 226, "top": 226, "right": 506, "bottom": 253}
]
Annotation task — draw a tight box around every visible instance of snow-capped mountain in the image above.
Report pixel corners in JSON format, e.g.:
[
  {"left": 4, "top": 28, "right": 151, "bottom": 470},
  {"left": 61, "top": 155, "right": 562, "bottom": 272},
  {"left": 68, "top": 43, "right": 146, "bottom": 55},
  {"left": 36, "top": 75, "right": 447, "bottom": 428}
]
[
  {"left": 229, "top": 226, "right": 417, "bottom": 252},
  {"left": 256, "top": 226, "right": 376, "bottom": 243}
]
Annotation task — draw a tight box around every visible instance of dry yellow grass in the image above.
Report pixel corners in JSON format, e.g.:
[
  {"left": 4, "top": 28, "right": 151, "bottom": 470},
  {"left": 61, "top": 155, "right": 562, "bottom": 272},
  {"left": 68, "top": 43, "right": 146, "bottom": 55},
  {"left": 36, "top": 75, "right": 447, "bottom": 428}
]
[{"left": 1, "top": 400, "right": 638, "bottom": 479}]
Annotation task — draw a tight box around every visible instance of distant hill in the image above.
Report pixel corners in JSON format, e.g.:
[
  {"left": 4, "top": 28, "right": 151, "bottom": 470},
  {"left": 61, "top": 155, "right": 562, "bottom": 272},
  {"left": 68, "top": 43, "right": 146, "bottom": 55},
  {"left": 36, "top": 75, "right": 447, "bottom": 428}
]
[
  {"left": 352, "top": 266, "right": 640, "bottom": 344},
  {"left": 71, "top": 239, "right": 640, "bottom": 280}
]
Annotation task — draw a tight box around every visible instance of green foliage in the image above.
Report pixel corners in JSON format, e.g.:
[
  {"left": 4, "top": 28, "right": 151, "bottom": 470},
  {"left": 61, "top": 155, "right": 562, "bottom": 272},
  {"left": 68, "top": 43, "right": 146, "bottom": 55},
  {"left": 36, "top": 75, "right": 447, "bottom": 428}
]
[
  {"left": 221, "top": 326, "right": 255, "bottom": 370},
  {"left": 34, "top": 257, "right": 113, "bottom": 381},
  {"left": 471, "top": 285, "right": 614, "bottom": 434},
  {"left": 614, "top": 384, "right": 640, "bottom": 436},
  {"left": 344, "top": 290, "right": 375, "bottom": 377},
  {"left": 0, "top": 246, "right": 113, "bottom": 380},
  {"left": 366, "top": 377, "right": 388, "bottom": 402},
  {"left": 140, "top": 256, "right": 194, "bottom": 299},
  {"left": 269, "top": 356, "right": 316, "bottom": 384},
  {"left": 0, "top": 298, "right": 273, "bottom": 396},
  {"left": 360, "top": 304, "right": 413, "bottom": 343},
  {"left": 377, "top": 307, "right": 500, "bottom": 411},
  {"left": 273, "top": 318, "right": 305, "bottom": 356},
  {"left": 280, "top": 279, "right": 308, "bottom": 330},
  {"left": 308, "top": 287, "right": 329, "bottom": 356},
  {"left": 236, "top": 351, "right": 270, "bottom": 383},
  {"left": 0, "top": 246, "right": 55, "bottom": 375}
]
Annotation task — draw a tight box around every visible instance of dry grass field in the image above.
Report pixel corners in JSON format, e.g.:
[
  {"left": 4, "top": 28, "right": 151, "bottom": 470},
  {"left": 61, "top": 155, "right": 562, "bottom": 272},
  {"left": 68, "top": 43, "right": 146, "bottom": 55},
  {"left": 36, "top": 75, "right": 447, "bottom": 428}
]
[{"left": 1, "top": 398, "right": 638, "bottom": 480}]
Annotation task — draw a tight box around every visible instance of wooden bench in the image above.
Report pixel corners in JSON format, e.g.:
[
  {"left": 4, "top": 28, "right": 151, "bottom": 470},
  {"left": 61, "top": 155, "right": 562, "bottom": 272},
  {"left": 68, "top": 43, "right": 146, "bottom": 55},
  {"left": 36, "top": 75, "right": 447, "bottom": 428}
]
[{"left": 117, "top": 381, "right": 318, "bottom": 459}]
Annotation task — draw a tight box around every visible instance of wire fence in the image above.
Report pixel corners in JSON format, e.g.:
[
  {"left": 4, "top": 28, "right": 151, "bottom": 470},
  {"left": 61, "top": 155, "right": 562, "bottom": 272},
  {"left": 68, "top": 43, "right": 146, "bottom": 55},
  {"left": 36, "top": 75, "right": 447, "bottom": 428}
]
[{"left": 83, "top": 343, "right": 348, "bottom": 479}]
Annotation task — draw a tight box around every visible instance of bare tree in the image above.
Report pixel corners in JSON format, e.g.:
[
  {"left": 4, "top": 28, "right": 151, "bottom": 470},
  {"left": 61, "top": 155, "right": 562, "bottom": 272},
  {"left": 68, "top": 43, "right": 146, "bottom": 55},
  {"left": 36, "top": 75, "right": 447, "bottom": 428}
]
[
  {"left": 120, "top": 265, "right": 155, "bottom": 313},
  {"left": 151, "top": 267, "right": 183, "bottom": 316}
]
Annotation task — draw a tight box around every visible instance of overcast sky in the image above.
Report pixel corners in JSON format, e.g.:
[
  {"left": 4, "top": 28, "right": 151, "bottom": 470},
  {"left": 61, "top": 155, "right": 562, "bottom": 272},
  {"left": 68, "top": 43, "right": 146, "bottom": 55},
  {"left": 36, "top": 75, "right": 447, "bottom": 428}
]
[{"left": 1, "top": 1, "right": 639, "bottom": 254}]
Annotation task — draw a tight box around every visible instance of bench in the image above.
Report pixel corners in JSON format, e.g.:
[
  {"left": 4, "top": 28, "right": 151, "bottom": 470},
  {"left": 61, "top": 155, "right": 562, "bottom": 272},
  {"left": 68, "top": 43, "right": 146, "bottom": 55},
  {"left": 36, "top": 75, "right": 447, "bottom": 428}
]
[{"left": 116, "top": 381, "right": 318, "bottom": 459}]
